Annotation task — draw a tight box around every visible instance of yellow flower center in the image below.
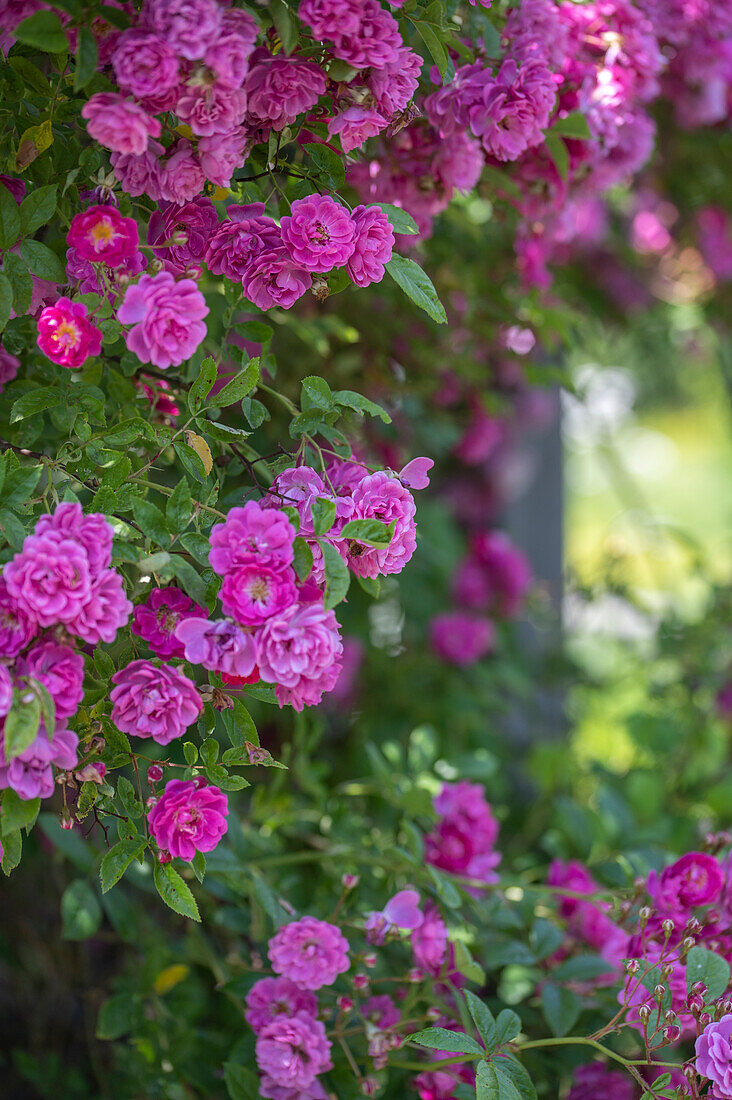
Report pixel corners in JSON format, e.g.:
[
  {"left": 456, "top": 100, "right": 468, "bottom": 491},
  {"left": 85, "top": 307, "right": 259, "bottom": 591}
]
[{"left": 53, "top": 320, "right": 81, "bottom": 349}]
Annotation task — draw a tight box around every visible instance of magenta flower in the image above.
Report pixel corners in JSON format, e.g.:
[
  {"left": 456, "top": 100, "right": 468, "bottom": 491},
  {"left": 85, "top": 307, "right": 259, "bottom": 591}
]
[
  {"left": 220, "top": 564, "right": 298, "bottom": 626},
  {"left": 256, "top": 1011, "right": 333, "bottom": 1089},
  {"left": 567, "top": 1065, "right": 635, "bottom": 1100},
  {"left": 363, "top": 995, "right": 401, "bottom": 1029},
  {"left": 241, "top": 248, "right": 313, "bottom": 310},
  {"left": 205, "top": 204, "right": 281, "bottom": 281},
  {"left": 140, "top": 376, "right": 180, "bottom": 419},
  {"left": 430, "top": 612, "right": 494, "bottom": 666},
  {"left": 696, "top": 1016, "right": 732, "bottom": 1096},
  {"left": 110, "top": 660, "right": 203, "bottom": 746},
  {"left": 141, "top": 0, "right": 222, "bottom": 60},
  {"left": 111, "top": 143, "right": 166, "bottom": 202},
  {"left": 425, "top": 781, "right": 501, "bottom": 887},
  {"left": 0, "top": 343, "right": 19, "bottom": 393},
  {"left": 299, "top": 0, "right": 402, "bottom": 69},
  {"left": 0, "top": 666, "right": 13, "bottom": 717},
  {"left": 281, "top": 196, "right": 356, "bottom": 274},
  {"left": 268, "top": 916, "right": 350, "bottom": 990},
  {"left": 174, "top": 618, "right": 258, "bottom": 679},
  {"left": 0, "top": 726, "right": 78, "bottom": 801},
  {"left": 35, "top": 503, "right": 112, "bottom": 575},
  {"left": 147, "top": 197, "right": 219, "bottom": 277},
  {"left": 209, "top": 502, "right": 296, "bottom": 576},
  {"left": 117, "top": 272, "right": 208, "bottom": 369},
  {"left": 159, "top": 140, "right": 206, "bottom": 205},
  {"left": 328, "top": 107, "right": 387, "bottom": 154},
  {"left": 398, "top": 457, "right": 434, "bottom": 490},
  {"left": 204, "top": 9, "right": 258, "bottom": 87},
  {"left": 132, "top": 586, "right": 205, "bottom": 659},
  {"left": 176, "top": 85, "right": 248, "bottom": 137},
  {"left": 197, "top": 129, "right": 249, "bottom": 189},
  {"left": 257, "top": 601, "right": 343, "bottom": 712},
  {"left": 458, "top": 531, "right": 531, "bottom": 618},
  {"left": 0, "top": 579, "right": 36, "bottom": 657},
  {"left": 367, "top": 46, "right": 422, "bottom": 116},
  {"left": 245, "top": 977, "right": 318, "bottom": 1033},
  {"left": 346, "top": 204, "right": 394, "bottom": 287},
  {"left": 460, "top": 58, "right": 556, "bottom": 161},
  {"left": 67, "top": 204, "right": 139, "bottom": 267},
  {"left": 69, "top": 568, "right": 133, "bottom": 645},
  {"left": 19, "top": 642, "right": 84, "bottom": 720},
  {"left": 111, "top": 30, "right": 180, "bottom": 98},
  {"left": 81, "top": 93, "right": 161, "bottom": 156},
  {"left": 649, "top": 852, "right": 724, "bottom": 914},
  {"left": 4, "top": 532, "right": 92, "bottom": 628},
  {"left": 245, "top": 55, "right": 326, "bottom": 132},
  {"left": 148, "top": 778, "right": 228, "bottom": 860},
  {"left": 340, "top": 471, "right": 417, "bottom": 579},
  {"left": 37, "top": 297, "right": 102, "bottom": 369},
  {"left": 411, "top": 906, "right": 447, "bottom": 975}
]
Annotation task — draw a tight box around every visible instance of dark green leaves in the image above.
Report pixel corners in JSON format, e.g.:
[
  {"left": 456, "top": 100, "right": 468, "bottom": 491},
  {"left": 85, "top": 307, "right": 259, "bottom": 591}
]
[
  {"left": 408, "top": 1027, "right": 484, "bottom": 1056},
  {"left": 15, "top": 9, "right": 68, "bottom": 52},
  {"left": 551, "top": 112, "right": 593, "bottom": 140},
  {"left": 321, "top": 540, "right": 350, "bottom": 609},
  {"left": 132, "top": 498, "right": 169, "bottom": 546},
  {"left": 540, "top": 984, "right": 581, "bottom": 1037},
  {"left": 332, "top": 390, "right": 391, "bottom": 422},
  {"left": 212, "top": 357, "right": 260, "bottom": 406},
  {"left": 224, "top": 1062, "right": 261, "bottom": 1100},
  {"left": 73, "top": 26, "right": 99, "bottom": 90},
  {"left": 292, "top": 537, "right": 314, "bottom": 582},
  {"left": 310, "top": 497, "right": 336, "bottom": 535},
  {"left": 0, "top": 185, "right": 21, "bottom": 250},
  {"left": 153, "top": 861, "right": 200, "bottom": 921},
  {"left": 19, "top": 184, "right": 57, "bottom": 236},
  {"left": 61, "top": 879, "right": 102, "bottom": 940},
  {"left": 304, "top": 143, "right": 345, "bottom": 190},
  {"left": 686, "top": 946, "right": 731, "bottom": 1001},
  {"left": 100, "top": 838, "right": 147, "bottom": 894},
  {"left": 4, "top": 689, "right": 41, "bottom": 760},
  {"left": 0, "top": 273, "right": 12, "bottom": 333},
  {"left": 1, "top": 789, "right": 40, "bottom": 833},
  {"left": 19, "top": 239, "right": 66, "bottom": 283},
  {"left": 269, "top": 0, "right": 298, "bottom": 53},
  {"left": 10, "top": 387, "right": 59, "bottom": 423},
  {"left": 378, "top": 203, "right": 419, "bottom": 236},
  {"left": 386, "top": 255, "right": 447, "bottom": 324},
  {"left": 166, "top": 478, "right": 193, "bottom": 533},
  {"left": 188, "top": 356, "right": 218, "bottom": 414}
]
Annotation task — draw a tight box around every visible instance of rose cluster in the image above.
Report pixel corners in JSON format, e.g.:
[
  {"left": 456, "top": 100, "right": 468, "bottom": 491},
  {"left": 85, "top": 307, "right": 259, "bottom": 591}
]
[
  {"left": 0, "top": 503, "right": 132, "bottom": 803},
  {"left": 424, "top": 780, "right": 501, "bottom": 888}
]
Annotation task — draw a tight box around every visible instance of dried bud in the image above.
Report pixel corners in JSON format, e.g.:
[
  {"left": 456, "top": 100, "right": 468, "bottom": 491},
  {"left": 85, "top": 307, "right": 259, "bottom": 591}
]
[
  {"left": 663, "top": 1024, "right": 681, "bottom": 1043},
  {"left": 75, "top": 762, "right": 106, "bottom": 784},
  {"left": 147, "top": 764, "right": 164, "bottom": 784},
  {"left": 158, "top": 849, "right": 172, "bottom": 864},
  {"left": 245, "top": 741, "right": 272, "bottom": 765},
  {"left": 337, "top": 996, "right": 354, "bottom": 1013},
  {"left": 353, "top": 973, "right": 369, "bottom": 991},
  {"left": 342, "top": 874, "right": 359, "bottom": 890},
  {"left": 311, "top": 276, "right": 330, "bottom": 302},
  {"left": 723, "top": 999, "right": 732, "bottom": 1015},
  {"left": 662, "top": 918, "right": 675, "bottom": 937},
  {"left": 116, "top": 272, "right": 131, "bottom": 288},
  {"left": 89, "top": 736, "right": 106, "bottom": 754}
]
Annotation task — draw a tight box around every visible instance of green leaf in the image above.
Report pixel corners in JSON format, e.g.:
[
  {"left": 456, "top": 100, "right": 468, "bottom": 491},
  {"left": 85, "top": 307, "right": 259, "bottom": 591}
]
[
  {"left": 493, "top": 1063, "right": 522, "bottom": 1100},
  {"left": 183, "top": 741, "right": 198, "bottom": 765},
  {"left": 551, "top": 112, "right": 593, "bottom": 140},
  {"left": 540, "top": 984, "right": 580, "bottom": 1037},
  {"left": 166, "top": 478, "right": 193, "bottom": 533},
  {"left": 192, "top": 851, "right": 206, "bottom": 883},
  {"left": 249, "top": 870, "right": 289, "bottom": 928},
  {"left": 99, "top": 837, "right": 146, "bottom": 893},
  {"left": 19, "top": 239, "right": 66, "bottom": 283},
  {"left": 2, "top": 253, "right": 32, "bottom": 320},
  {"left": 132, "top": 497, "right": 170, "bottom": 546},
  {"left": 412, "top": 19, "right": 449, "bottom": 79},
  {"left": 3, "top": 690, "right": 41, "bottom": 760},
  {"left": 386, "top": 255, "right": 447, "bottom": 324},
  {"left": 174, "top": 441, "right": 208, "bottom": 483},
  {"left": 476, "top": 1061, "right": 500, "bottom": 1100},
  {"left": 551, "top": 955, "right": 612, "bottom": 981},
  {"left": 409, "top": 1027, "right": 484, "bottom": 1056},
  {"left": 7, "top": 56, "right": 51, "bottom": 95},
  {"left": 464, "top": 990, "right": 497, "bottom": 1051},
  {"left": 19, "top": 184, "right": 57, "bottom": 235},
  {"left": 153, "top": 861, "right": 201, "bottom": 921},
  {"left": 269, "top": 0, "right": 298, "bottom": 53},
  {"left": 494, "top": 1056, "right": 538, "bottom": 1100},
  {"left": 15, "top": 9, "right": 68, "bottom": 51},
  {"left": 320, "top": 540, "right": 350, "bottom": 609},
  {"left": 340, "top": 518, "right": 394, "bottom": 547},
  {"left": 211, "top": 357, "right": 260, "bottom": 406},
  {"left": 292, "top": 536, "right": 313, "bottom": 583},
  {"left": 222, "top": 698, "right": 259, "bottom": 747},
  {"left": 494, "top": 1010, "right": 522, "bottom": 1046},
  {"left": 180, "top": 532, "right": 210, "bottom": 565},
  {"left": 0, "top": 186, "right": 20, "bottom": 251},
  {"left": 96, "top": 994, "right": 137, "bottom": 1040},
  {"left": 686, "top": 946, "right": 731, "bottom": 1001},
  {"left": 200, "top": 738, "right": 219, "bottom": 767},
  {"left": 327, "top": 59, "right": 359, "bottom": 83},
  {"left": 301, "top": 374, "right": 333, "bottom": 409},
  {"left": 10, "top": 386, "right": 59, "bottom": 423},
  {"left": 543, "top": 131, "right": 569, "bottom": 181},
  {"left": 303, "top": 144, "right": 345, "bottom": 189},
  {"left": 1, "top": 790, "right": 40, "bottom": 834},
  {"left": 311, "top": 497, "right": 336, "bottom": 536},
  {"left": 169, "top": 555, "right": 208, "bottom": 608},
  {"left": 0, "top": 273, "right": 13, "bottom": 333},
  {"left": 73, "top": 25, "right": 98, "bottom": 90},
  {"left": 0, "top": 464, "right": 42, "bottom": 509},
  {"left": 378, "top": 203, "right": 419, "bottom": 235},
  {"left": 188, "top": 356, "right": 218, "bottom": 414},
  {"left": 2, "top": 829, "right": 22, "bottom": 875},
  {"left": 61, "top": 879, "right": 102, "bottom": 940},
  {"left": 529, "top": 918, "right": 564, "bottom": 961},
  {"left": 223, "top": 1062, "right": 261, "bottom": 1100}
]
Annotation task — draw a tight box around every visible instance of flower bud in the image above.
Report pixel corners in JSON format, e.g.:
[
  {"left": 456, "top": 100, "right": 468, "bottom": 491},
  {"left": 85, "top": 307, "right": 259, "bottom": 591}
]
[
  {"left": 363, "top": 953, "right": 377, "bottom": 969},
  {"left": 361, "top": 1077, "right": 378, "bottom": 1097},
  {"left": 662, "top": 918, "right": 675, "bottom": 937},
  {"left": 691, "top": 981, "right": 708, "bottom": 996},
  {"left": 148, "top": 257, "right": 164, "bottom": 274},
  {"left": 681, "top": 937, "right": 696, "bottom": 956},
  {"left": 700, "top": 1012, "right": 712, "bottom": 1026},
  {"left": 158, "top": 849, "right": 172, "bottom": 864},
  {"left": 663, "top": 1024, "right": 681, "bottom": 1043},
  {"left": 626, "top": 959, "right": 641, "bottom": 976},
  {"left": 337, "top": 996, "right": 354, "bottom": 1013},
  {"left": 353, "top": 973, "right": 369, "bottom": 991},
  {"left": 687, "top": 917, "right": 702, "bottom": 934},
  {"left": 639, "top": 906, "right": 653, "bottom": 927},
  {"left": 90, "top": 736, "right": 106, "bottom": 754},
  {"left": 146, "top": 796, "right": 159, "bottom": 811},
  {"left": 342, "top": 874, "right": 359, "bottom": 890},
  {"left": 638, "top": 1004, "right": 652, "bottom": 1025},
  {"left": 654, "top": 984, "right": 666, "bottom": 1004},
  {"left": 664, "top": 1009, "right": 677, "bottom": 1023},
  {"left": 312, "top": 276, "right": 330, "bottom": 302},
  {"left": 426, "top": 1006, "right": 441, "bottom": 1021},
  {"left": 408, "top": 968, "right": 424, "bottom": 983},
  {"left": 60, "top": 811, "right": 74, "bottom": 830},
  {"left": 147, "top": 764, "right": 164, "bottom": 784},
  {"left": 683, "top": 1062, "right": 696, "bottom": 1080},
  {"left": 170, "top": 231, "right": 189, "bottom": 246}
]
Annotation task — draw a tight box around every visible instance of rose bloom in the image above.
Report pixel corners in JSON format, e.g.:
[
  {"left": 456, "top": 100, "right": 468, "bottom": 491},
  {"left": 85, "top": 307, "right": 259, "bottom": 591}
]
[
  {"left": 241, "top": 248, "right": 313, "bottom": 310},
  {"left": 4, "top": 531, "right": 92, "bottom": 628},
  {"left": 81, "top": 93, "right": 161, "bottom": 156},
  {"left": 328, "top": 107, "right": 387, "bottom": 154},
  {"left": 117, "top": 272, "right": 208, "bottom": 369},
  {"left": 0, "top": 579, "right": 36, "bottom": 657},
  {"left": 567, "top": 1064, "right": 635, "bottom": 1100},
  {"left": 209, "top": 501, "right": 296, "bottom": 575},
  {"left": 0, "top": 342, "right": 19, "bottom": 393},
  {"left": 268, "top": 916, "right": 349, "bottom": 990},
  {"left": 204, "top": 9, "right": 258, "bottom": 87},
  {"left": 67, "top": 204, "right": 139, "bottom": 267},
  {"left": 37, "top": 297, "right": 102, "bottom": 369},
  {"left": 0, "top": 726, "right": 79, "bottom": 802},
  {"left": 176, "top": 85, "right": 248, "bottom": 137},
  {"left": 19, "top": 641, "right": 84, "bottom": 720},
  {"left": 159, "top": 140, "right": 206, "bottom": 205},
  {"left": 111, "top": 30, "right": 180, "bottom": 99},
  {"left": 339, "top": 471, "right": 417, "bottom": 579},
  {"left": 147, "top": 777, "right": 228, "bottom": 860},
  {"left": 245, "top": 54, "right": 327, "bottom": 132},
  {"left": 346, "top": 204, "right": 394, "bottom": 287},
  {"left": 696, "top": 1016, "right": 732, "bottom": 1097},
  {"left": 67, "top": 568, "right": 132, "bottom": 645},
  {"left": 648, "top": 852, "right": 724, "bottom": 915},
  {"left": 257, "top": 601, "right": 343, "bottom": 712},
  {"left": 147, "top": 197, "right": 219, "bottom": 277},
  {"left": 174, "top": 617, "right": 258, "bottom": 679},
  {"left": 141, "top": 0, "right": 222, "bottom": 59},
  {"left": 280, "top": 195, "right": 356, "bottom": 273},
  {"left": 245, "top": 977, "right": 318, "bottom": 1033},
  {"left": 204, "top": 204, "right": 281, "bottom": 281},
  {"left": 197, "top": 129, "right": 249, "bottom": 189},
  {"left": 139, "top": 376, "right": 180, "bottom": 419},
  {"left": 111, "top": 143, "right": 166, "bottom": 202},
  {"left": 411, "top": 905, "right": 447, "bottom": 975},
  {"left": 256, "top": 1012, "right": 332, "bottom": 1090},
  {"left": 34, "top": 502, "right": 112, "bottom": 575},
  {"left": 220, "top": 564, "right": 298, "bottom": 626},
  {"left": 131, "top": 586, "right": 204, "bottom": 659},
  {"left": 430, "top": 612, "right": 494, "bottom": 666},
  {"left": 110, "top": 659, "right": 203, "bottom": 745}
]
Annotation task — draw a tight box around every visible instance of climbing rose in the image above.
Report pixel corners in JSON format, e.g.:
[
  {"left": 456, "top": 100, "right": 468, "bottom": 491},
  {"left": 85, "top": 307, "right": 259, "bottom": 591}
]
[
  {"left": 66, "top": 568, "right": 132, "bottom": 645},
  {"left": 111, "top": 30, "right": 180, "bottom": 98},
  {"left": 117, "top": 272, "right": 208, "bottom": 369},
  {"left": 0, "top": 726, "right": 78, "bottom": 801},
  {"left": 426, "top": 781, "right": 501, "bottom": 884},
  {"left": 159, "top": 140, "right": 206, "bottom": 204},
  {"left": 141, "top": 0, "right": 222, "bottom": 60},
  {"left": 299, "top": 0, "right": 402, "bottom": 69},
  {"left": 0, "top": 579, "right": 36, "bottom": 657},
  {"left": 245, "top": 55, "right": 326, "bottom": 132},
  {"left": 176, "top": 85, "right": 248, "bottom": 137},
  {"left": 245, "top": 978, "right": 318, "bottom": 1033},
  {"left": 567, "top": 1065, "right": 635, "bottom": 1100},
  {"left": 696, "top": 1016, "right": 732, "bottom": 1096},
  {"left": 347, "top": 205, "right": 394, "bottom": 287},
  {"left": 280, "top": 195, "right": 356, "bottom": 273},
  {"left": 204, "top": 9, "right": 258, "bottom": 86},
  {"left": 256, "top": 1012, "right": 333, "bottom": 1089},
  {"left": 220, "top": 564, "right": 298, "bottom": 626},
  {"left": 209, "top": 502, "right": 296, "bottom": 575},
  {"left": 36, "top": 503, "right": 112, "bottom": 575},
  {"left": 205, "top": 204, "right": 280, "bottom": 280},
  {"left": 111, "top": 143, "right": 166, "bottom": 202},
  {"left": 0, "top": 666, "right": 12, "bottom": 718},
  {"left": 367, "top": 46, "right": 422, "bottom": 115},
  {"left": 340, "top": 471, "right": 417, "bottom": 579},
  {"left": 19, "top": 642, "right": 84, "bottom": 720},
  {"left": 147, "top": 778, "right": 228, "bottom": 860},
  {"left": 0, "top": 343, "right": 19, "bottom": 392},
  {"left": 110, "top": 660, "right": 203, "bottom": 745},
  {"left": 648, "top": 852, "right": 724, "bottom": 915},
  {"left": 174, "top": 618, "right": 258, "bottom": 679},
  {"left": 241, "top": 248, "right": 313, "bottom": 310},
  {"left": 268, "top": 916, "right": 350, "bottom": 989},
  {"left": 147, "top": 197, "right": 219, "bottom": 277},
  {"left": 328, "top": 107, "right": 387, "bottom": 154},
  {"left": 36, "top": 297, "right": 102, "bottom": 369},
  {"left": 430, "top": 612, "right": 495, "bottom": 666},
  {"left": 131, "top": 586, "right": 204, "bottom": 659},
  {"left": 81, "top": 93, "right": 161, "bottom": 155},
  {"left": 197, "top": 129, "right": 249, "bottom": 189},
  {"left": 257, "top": 602, "right": 343, "bottom": 711},
  {"left": 4, "top": 532, "right": 92, "bottom": 627},
  {"left": 67, "top": 204, "right": 139, "bottom": 267}
]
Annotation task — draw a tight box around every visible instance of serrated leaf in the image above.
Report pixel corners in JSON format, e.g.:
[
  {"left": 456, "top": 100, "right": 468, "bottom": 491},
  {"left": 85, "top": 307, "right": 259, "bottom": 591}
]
[
  {"left": 476, "top": 1061, "right": 500, "bottom": 1100},
  {"left": 19, "top": 238, "right": 65, "bottom": 283},
  {"left": 19, "top": 184, "right": 57, "bottom": 235},
  {"left": 0, "top": 789, "right": 40, "bottom": 834},
  {"left": 74, "top": 25, "right": 98, "bottom": 90},
  {"left": 132, "top": 497, "right": 169, "bottom": 546},
  {"left": 269, "top": 0, "right": 298, "bottom": 53},
  {"left": 0, "top": 186, "right": 20, "bottom": 251},
  {"left": 412, "top": 19, "right": 449, "bottom": 79},
  {"left": 169, "top": 555, "right": 208, "bottom": 608},
  {"left": 303, "top": 144, "right": 345, "bottom": 189},
  {"left": 292, "top": 536, "right": 313, "bottom": 583},
  {"left": 223, "top": 1062, "right": 261, "bottom": 1100},
  {"left": 378, "top": 203, "right": 419, "bottom": 235},
  {"left": 211, "top": 357, "right": 260, "bottom": 406},
  {"left": 543, "top": 130, "right": 569, "bottom": 181},
  {"left": 464, "top": 990, "right": 497, "bottom": 1050},
  {"left": 2, "top": 251, "right": 33, "bottom": 317},
  {"left": 188, "top": 356, "right": 218, "bottom": 414},
  {"left": 99, "top": 837, "right": 146, "bottom": 893},
  {"left": 310, "top": 496, "right": 336, "bottom": 535},
  {"left": 153, "top": 861, "right": 200, "bottom": 921},
  {"left": 10, "top": 387, "right": 59, "bottom": 423},
  {"left": 340, "top": 517, "right": 394, "bottom": 547},
  {"left": 166, "top": 478, "right": 193, "bottom": 533},
  {"left": 192, "top": 851, "right": 206, "bottom": 883},
  {"left": 0, "top": 272, "right": 13, "bottom": 332},
  {"left": 551, "top": 111, "right": 593, "bottom": 140},
  {"left": 540, "top": 984, "right": 580, "bottom": 1037},
  {"left": 3, "top": 690, "right": 41, "bottom": 760},
  {"left": 409, "top": 1027, "right": 484, "bottom": 1055},
  {"left": 320, "top": 539, "right": 350, "bottom": 609},
  {"left": 15, "top": 9, "right": 68, "bottom": 51},
  {"left": 386, "top": 254, "right": 447, "bottom": 324},
  {"left": 686, "top": 946, "right": 731, "bottom": 1001}
]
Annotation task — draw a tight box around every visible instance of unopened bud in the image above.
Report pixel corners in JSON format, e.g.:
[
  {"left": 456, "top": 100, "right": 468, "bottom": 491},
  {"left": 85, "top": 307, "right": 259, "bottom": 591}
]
[
  {"left": 683, "top": 1063, "right": 696, "bottom": 1080},
  {"left": 639, "top": 906, "right": 653, "bottom": 927},
  {"left": 663, "top": 1024, "right": 681, "bottom": 1043},
  {"left": 687, "top": 917, "right": 702, "bottom": 934},
  {"left": 638, "top": 1004, "right": 652, "bottom": 1024},
  {"left": 75, "top": 762, "right": 106, "bottom": 784},
  {"left": 170, "top": 231, "right": 188, "bottom": 246},
  {"left": 691, "top": 981, "right": 708, "bottom": 996},
  {"left": 353, "top": 973, "right": 369, "bottom": 990},
  {"left": 146, "top": 795, "right": 159, "bottom": 810},
  {"left": 116, "top": 271, "right": 131, "bottom": 288},
  {"left": 363, "top": 953, "right": 377, "bottom": 969},
  {"left": 337, "top": 996, "right": 354, "bottom": 1013},
  {"left": 408, "top": 968, "right": 424, "bottom": 983},
  {"left": 664, "top": 1009, "right": 677, "bottom": 1023},
  {"left": 361, "top": 1078, "right": 378, "bottom": 1097},
  {"left": 426, "top": 1006, "right": 441, "bottom": 1021},
  {"left": 688, "top": 996, "right": 704, "bottom": 1017},
  {"left": 662, "top": 918, "right": 675, "bottom": 937},
  {"left": 158, "top": 849, "right": 172, "bottom": 864},
  {"left": 60, "top": 811, "right": 74, "bottom": 830},
  {"left": 626, "top": 959, "right": 641, "bottom": 976},
  {"left": 700, "top": 1012, "right": 712, "bottom": 1027},
  {"left": 90, "top": 735, "right": 106, "bottom": 754},
  {"left": 342, "top": 873, "right": 359, "bottom": 890},
  {"left": 681, "top": 937, "right": 695, "bottom": 956},
  {"left": 654, "top": 984, "right": 666, "bottom": 1003},
  {"left": 723, "top": 1000, "right": 732, "bottom": 1015},
  {"left": 147, "top": 764, "right": 164, "bottom": 784},
  {"left": 148, "top": 257, "right": 164, "bottom": 274}
]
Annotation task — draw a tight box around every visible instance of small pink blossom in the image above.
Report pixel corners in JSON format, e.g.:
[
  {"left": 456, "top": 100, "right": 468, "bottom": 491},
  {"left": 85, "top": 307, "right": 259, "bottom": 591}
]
[
  {"left": 117, "top": 272, "right": 208, "bottom": 369},
  {"left": 205, "top": 204, "right": 281, "bottom": 281},
  {"left": 245, "top": 55, "right": 327, "bottom": 132},
  {"left": 256, "top": 1012, "right": 333, "bottom": 1090},
  {"left": 37, "top": 297, "right": 102, "bottom": 369},
  {"left": 346, "top": 204, "right": 394, "bottom": 287},
  {"left": 67, "top": 204, "right": 139, "bottom": 267},
  {"left": 430, "top": 612, "right": 494, "bottom": 666},
  {"left": 132, "top": 586, "right": 205, "bottom": 659},
  {"left": 411, "top": 905, "right": 447, "bottom": 975},
  {"left": 111, "top": 30, "right": 180, "bottom": 98},
  {"left": 0, "top": 579, "right": 36, "bottom": 658},
  {"left": 241, "top": 248, "right": 313, "bottom": 310},
  {"left": 176, "top": 85, "right": 248, "bottom": 137},
  {"left": 245, "top": 978, "right": 318, "bottom": 1033},
  {"left": 147, "top": 777, "right": 228, "bottom": 860},
  {"left": 4, "top": 531, "right": 92, "bottom": 628},
  {"left": 328, "top": 108, "right": 387, "bottom": 154},
  {"left": 0, "top": 726, "right": 78, "bottom": 801},
  {"left": 110, "top": 659, "right": 203, "bottom": 745},
  {"left": 111, "top": 143, "right": 166, "bottom": 202},
  {"left": 81, "top": 93, "right": 161, "bottom": 156},
  {"left": 220, "top": 564, "right": 298, "bottom": 626},
  {"left": 209, "top": 502, "right": 296, "bottom": 575},
  {"left": 147, "top": 197, "right": 219, "bottom": 277},
  {"left": 340, "top": 471, "right": 417, "bottom": 579},
  {"left": 160, "top": 140, "right": 206, "bottom": 205},
  {"left": 174, "top": 617, "right": 258, "bottom": 679},
  {"left": 19, "top": 642, "right": 84, "bottom": 720},
  {"left": 257, "top": 601, "right": 343, "bottom": 712},
  {"left": 141, "top": 0, "right": 222, "bottom": 60},
  {"left": 281, "top": 196, "right": 356, "bottom": 273},
  {"left": 268, "top": 916, "right": 350, "bottom": 990},
  {"left": 197, "top": 129, "right": 250, "bottom": 188}
]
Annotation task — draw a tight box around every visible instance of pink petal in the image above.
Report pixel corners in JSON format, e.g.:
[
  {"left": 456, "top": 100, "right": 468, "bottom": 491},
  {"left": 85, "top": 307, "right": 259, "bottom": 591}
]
[
  {"left": 399, "top": 457, "right": 434, "bottom": 490},
  {"left": 383, "top": 888, "right": 423, "bottom": 929}
]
